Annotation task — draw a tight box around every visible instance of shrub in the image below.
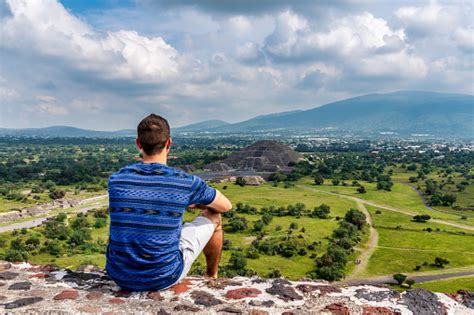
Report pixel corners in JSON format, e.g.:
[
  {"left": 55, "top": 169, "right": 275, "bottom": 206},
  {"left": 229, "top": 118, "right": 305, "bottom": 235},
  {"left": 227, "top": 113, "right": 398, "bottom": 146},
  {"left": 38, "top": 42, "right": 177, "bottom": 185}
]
[
  {"left": 406, "top": 279, "right": 415, "bottom": 288},
  {"left": 312, "top": 204, "right": 331, "bottom": 219},
  {"left": 357, "top": 186, "right": 366, "bottom": 194},
  {"left": 412, "top": 214, "right": 431, "bottom": 223},
  {"left": 344, "top": 209, "right": 366, "bottom": 230},
  {"left": 44, "top": 239, "right": 62, "bottom": 256},
  {"left": 433, "top": 257, "right": 450, "bottom": 268},
  {"left": 94, "top": 217, "right": 107, "bottom": 229},
  {"left": 393, "top": 273, "right": 407, "bottom": 285},
  {"left": 268, "top": 268, "right": 282, "bottom": 278}
]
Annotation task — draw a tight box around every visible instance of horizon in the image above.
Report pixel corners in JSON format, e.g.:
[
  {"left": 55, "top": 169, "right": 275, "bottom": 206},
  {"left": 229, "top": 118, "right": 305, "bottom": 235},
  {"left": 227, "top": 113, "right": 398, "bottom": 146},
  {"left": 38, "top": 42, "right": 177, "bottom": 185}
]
[
  {"left": 1, "top": 89, "right": 472, "bottom": 132},
  {"left": 1, "top": 0, "right": 473, "bottom": 130}
]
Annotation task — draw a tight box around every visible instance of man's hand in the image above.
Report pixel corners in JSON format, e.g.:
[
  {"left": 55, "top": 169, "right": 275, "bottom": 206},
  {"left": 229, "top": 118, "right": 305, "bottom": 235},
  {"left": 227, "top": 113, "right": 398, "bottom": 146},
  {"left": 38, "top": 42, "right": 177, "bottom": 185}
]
[{"left": 188, "top": 204, "right": 208, "bottom": 210}]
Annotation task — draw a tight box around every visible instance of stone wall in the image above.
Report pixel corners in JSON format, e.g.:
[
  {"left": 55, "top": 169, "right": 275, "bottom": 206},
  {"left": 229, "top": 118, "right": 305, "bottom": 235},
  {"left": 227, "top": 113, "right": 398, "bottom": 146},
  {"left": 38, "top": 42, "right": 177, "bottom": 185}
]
[
  {"left": 0, "top": 198, "right": 83, "bottom": 224},
  {"left": 0, "top": 261, "right": 472, "bottom": 314}
]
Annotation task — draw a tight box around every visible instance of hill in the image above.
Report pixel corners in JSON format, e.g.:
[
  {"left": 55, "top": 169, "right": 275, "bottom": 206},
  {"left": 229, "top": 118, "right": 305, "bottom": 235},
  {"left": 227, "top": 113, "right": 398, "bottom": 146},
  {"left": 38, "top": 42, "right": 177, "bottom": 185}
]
[
  {"left": 173, "top": 120, "right": 229, "bottom": 132},
  {"left": 0, "top": 126, "right": 135, "bottom": 138},
  {"left": 191, "top": 91, "right": 474, "bottom": 137},
  {"left": 1, "top": 91, "right": 472, "bottom": 138}
]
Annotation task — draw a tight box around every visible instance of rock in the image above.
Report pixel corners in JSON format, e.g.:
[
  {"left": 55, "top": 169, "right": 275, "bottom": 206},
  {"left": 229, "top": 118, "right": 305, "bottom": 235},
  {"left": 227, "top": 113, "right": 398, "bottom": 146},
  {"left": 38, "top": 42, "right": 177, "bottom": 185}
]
[
  {"left": 458, "top": 290, "right": 474, "bottom": 309},
  {"left": 173, "top": 304, "right": 201, "bottom": 312},
  {"left": 225, "top": 288, "right": 261, "bottom": 299},
  {"left": 324, "top": 302, "right": 350, "bottom": 315},
  {"left": 28, "top": 264, "right": 55, "bottom": 273},
  {"left": 4, "top": 297, "right": 44, "bottom": 309},
  {"left": 85, "top": 291, "right": 104, "bottom": 300},
  {"left": 62, "top": 270, "right": 101, "bottom": 285},
  {"left": 54, "top": 289, "right": 79, "bottom": 300},
  {"left": 207, "top": 279, "right": 243, "bottom": 289},
  {"left": 23, "top": 289, "right": 48, "bottom": 297},
  {"left": 249, "top": 300, "right": 275, "bottom": 307},
  {"left": 0, "top": 261, "right": 12, "bottom": 271},
  {"left": 109, "top": 297, "right": 126, "bottom": 304},
  {"left": 8, "top": 281, "right": 32, "bottom": 290},
  {"left": 190, "top": 290, "right": 223, "bottom": 306},
  {"left": 356, "top": 288, "right": 400, "bottom": 302},
  {"left": 29, "top": 272, "right": 49, "bottom": 278},
  {"left": 265, "top": 281, "right": 303, "bottom": 301},
  {"left": 147, "top": 291, "right": 164, "bottom": 301},
  {"left": 0, "top": 271, "right": 19, "bottom": 280},
  {"left": 156, "top": 308, "right": 171, "bottom": 315},
  {"left": 218, "top": 306, "right": 243, "bottom": 313},
  {"left": 296, "top": 284, "right": 341, "bottom": 295},
  {"left": 402, "top": 288, "right": 446, "bottom": 315},
  {"left": 171, "top": 279, "right": 192, "bottom": 294},
  {"left": 76, "top": 306, "right": 102, "bottom": 313},
  {"left": 115, "top": 289, "right": 132, "bottom": 297},
  {"left": 250, "top": 310, "right": 269, "bottom": 315},
  {"left": 362, "top": 306, "right": 401, "bottom": 315},
  {"left": 251, "top": 278, "right": 267, "bottom": 284}
]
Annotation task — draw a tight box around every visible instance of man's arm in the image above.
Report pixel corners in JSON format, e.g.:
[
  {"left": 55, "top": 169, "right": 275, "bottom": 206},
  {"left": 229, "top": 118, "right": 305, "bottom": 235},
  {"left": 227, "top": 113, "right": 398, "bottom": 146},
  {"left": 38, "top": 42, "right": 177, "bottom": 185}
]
[{"left": 189, "top": 189, "right": 232, "bottom": 213}]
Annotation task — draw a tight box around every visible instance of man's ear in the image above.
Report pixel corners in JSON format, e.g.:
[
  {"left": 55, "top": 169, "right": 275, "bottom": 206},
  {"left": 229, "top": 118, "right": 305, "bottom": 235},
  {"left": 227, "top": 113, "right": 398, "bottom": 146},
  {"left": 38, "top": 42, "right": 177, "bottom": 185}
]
[
  {"left": 135, "top": 138, "right": 142, "bottom": 150},
  {"left": 166, "top": 137, "right": 172, "bottom": 151}
]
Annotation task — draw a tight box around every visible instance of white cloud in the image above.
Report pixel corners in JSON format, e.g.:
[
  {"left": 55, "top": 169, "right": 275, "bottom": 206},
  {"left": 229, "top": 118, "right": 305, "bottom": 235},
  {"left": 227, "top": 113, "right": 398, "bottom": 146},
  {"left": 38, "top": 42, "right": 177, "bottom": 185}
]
[{"left": 2, "top": 0, "right": 179, "bottom": 83}]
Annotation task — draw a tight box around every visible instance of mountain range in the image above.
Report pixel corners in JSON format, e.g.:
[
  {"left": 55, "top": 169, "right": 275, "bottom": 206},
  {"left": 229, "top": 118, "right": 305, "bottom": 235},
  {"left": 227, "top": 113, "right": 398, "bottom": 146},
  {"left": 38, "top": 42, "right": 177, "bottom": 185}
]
[{"left": 1, "top": 91, "right": 472, "bottom": 138}]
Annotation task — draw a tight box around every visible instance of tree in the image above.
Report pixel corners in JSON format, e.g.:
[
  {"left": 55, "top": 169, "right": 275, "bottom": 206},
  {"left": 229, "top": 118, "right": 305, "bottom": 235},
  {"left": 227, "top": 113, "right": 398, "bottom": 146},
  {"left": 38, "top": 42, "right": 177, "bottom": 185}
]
[
  {"left": 344, "top": 209, "right": 366, "bottom": 230},
  {"left": 393, "top": 273, "right": 407, "bottom": 285},
  {"left": 412, "top": 214, "right": 431, "bottom": 223},
  {"left": 315, "top": 265, "right": 345, "bottom": 281},
  {"left": 332, "top": 179, "right": 340, "bottom": 186},
  {"left": 357, "top": 186, "right": 366, "bottom": 194},
  {"left": 314, "top": 175, "right": 324, "bottom": 185},
  {"left": 227, "top": 251, "right": 247, "bottom": 271},
  {"left": 312, "top": 204, "right": 331, "bottom": 219}
]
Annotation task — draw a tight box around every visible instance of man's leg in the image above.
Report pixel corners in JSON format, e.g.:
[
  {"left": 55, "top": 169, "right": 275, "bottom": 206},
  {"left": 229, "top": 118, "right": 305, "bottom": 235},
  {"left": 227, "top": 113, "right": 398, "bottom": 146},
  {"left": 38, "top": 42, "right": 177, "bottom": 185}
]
[{"left": 200, "top": 209, "right": 223, "bottom": 278}]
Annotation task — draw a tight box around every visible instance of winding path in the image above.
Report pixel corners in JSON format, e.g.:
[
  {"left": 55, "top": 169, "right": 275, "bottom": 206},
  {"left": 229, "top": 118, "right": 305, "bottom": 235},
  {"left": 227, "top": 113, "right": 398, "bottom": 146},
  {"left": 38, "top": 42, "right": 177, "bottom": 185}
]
[{"left": 345, "top": 201, "right": 379, "bottom": 280}]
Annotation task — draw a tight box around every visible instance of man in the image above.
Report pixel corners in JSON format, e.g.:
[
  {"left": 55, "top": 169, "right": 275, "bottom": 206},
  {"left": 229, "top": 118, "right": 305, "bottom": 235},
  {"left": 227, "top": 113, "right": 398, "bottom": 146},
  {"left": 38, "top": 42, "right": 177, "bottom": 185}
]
[{"left": 106, "top": 114, "right": 232, "bottom": 291}]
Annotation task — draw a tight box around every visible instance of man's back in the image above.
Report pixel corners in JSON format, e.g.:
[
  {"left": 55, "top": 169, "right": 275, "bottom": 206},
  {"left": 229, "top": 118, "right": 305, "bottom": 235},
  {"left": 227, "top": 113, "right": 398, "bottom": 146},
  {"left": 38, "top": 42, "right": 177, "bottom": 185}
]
[{"left": 106, "top": 161, "right": 216, "bottom": 291}]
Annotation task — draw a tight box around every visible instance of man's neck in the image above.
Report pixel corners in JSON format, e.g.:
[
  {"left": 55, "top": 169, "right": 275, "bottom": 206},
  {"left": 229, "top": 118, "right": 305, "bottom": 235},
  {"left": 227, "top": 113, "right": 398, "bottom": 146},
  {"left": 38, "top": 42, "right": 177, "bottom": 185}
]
[{"left": 142, "top": 153, "right": 167, "bottom": 165}]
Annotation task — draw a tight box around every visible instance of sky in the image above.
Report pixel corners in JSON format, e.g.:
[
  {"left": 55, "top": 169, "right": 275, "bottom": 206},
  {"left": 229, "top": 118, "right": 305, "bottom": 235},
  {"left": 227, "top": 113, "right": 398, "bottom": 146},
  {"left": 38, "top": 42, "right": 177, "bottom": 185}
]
[{"left": 0, "top": 0, "right": 473, "bottom": 130}]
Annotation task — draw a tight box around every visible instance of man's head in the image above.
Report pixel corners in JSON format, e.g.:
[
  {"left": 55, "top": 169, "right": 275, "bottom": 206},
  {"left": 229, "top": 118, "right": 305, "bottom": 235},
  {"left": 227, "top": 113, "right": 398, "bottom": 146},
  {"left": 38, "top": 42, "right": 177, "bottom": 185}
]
[{"left": 136, "top": 114, "right": 171, "bottom": 156}]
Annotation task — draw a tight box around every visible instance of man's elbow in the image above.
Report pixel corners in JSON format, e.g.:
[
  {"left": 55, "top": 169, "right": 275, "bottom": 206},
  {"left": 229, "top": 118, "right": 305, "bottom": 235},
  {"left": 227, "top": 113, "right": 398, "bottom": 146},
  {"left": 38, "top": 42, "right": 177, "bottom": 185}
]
[{"left": 224, "top": 199, "right": 233, "bottom": 212}]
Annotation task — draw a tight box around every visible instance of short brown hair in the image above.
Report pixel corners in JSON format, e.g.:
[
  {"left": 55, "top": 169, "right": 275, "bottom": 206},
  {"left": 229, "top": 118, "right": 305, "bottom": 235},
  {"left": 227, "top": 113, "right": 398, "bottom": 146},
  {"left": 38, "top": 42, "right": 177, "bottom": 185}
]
[{"left": 137, "top": 114, "right": 170, "bottom": 155}]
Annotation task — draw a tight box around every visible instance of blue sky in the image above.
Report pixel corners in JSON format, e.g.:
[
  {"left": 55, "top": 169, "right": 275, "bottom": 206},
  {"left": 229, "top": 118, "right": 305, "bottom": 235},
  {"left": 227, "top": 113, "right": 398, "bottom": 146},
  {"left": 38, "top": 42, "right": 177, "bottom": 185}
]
[{"left": 0, "top": 0, "right": 472, "bottom": 130}]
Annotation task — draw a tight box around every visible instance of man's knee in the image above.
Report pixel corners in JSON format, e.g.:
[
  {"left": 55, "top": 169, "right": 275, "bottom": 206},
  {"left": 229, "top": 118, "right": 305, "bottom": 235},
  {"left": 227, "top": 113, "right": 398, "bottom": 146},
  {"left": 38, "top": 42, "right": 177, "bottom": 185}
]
[{"left": 200, "top": 209, "right": 222, "bottom": 231}]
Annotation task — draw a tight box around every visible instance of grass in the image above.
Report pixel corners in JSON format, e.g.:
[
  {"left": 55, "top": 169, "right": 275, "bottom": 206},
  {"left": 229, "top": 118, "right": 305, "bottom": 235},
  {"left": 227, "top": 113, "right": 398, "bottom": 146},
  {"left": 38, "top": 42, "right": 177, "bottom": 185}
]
[
  {"left": 1, "top": 177, "right": 473, "bottom": 287},
  {"left": 297, "top": 177, "right": 474, "bottom": 228},
  {"left": 364, "top": 205, "right": 474, "bottom": 276},
  {"left": 413, "top": 275, "right": 474, "bottom": 293}
]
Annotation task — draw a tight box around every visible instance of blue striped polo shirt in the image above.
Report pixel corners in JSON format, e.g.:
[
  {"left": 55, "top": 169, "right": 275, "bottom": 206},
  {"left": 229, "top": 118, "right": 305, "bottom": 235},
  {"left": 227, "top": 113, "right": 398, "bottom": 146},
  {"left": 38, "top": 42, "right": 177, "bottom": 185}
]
[{"left": 105, "top": 162, "right": 216, "bottom": 291}]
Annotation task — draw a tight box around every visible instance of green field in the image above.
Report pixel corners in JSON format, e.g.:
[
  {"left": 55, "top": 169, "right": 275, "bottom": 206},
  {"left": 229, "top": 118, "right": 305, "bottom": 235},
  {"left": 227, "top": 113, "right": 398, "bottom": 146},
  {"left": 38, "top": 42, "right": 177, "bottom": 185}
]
[
  {"left": 413, "top": 275, "right": 474, "bottom": 293},
  {"left": 0, "top": 176, "right": 473, "bottom": 287}
]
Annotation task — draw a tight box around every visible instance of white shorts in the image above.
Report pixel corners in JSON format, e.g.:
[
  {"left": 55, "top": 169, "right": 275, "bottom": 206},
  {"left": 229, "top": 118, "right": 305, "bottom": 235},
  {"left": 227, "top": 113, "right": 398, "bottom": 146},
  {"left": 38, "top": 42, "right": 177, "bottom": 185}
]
[{"left": 170, "top": 216, "right": 215, "bottom": 286}]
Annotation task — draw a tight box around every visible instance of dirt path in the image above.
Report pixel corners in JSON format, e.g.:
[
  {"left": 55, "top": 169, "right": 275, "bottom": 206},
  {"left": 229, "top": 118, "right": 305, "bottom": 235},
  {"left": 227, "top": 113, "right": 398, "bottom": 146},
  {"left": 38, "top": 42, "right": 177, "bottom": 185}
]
[
  {"left": 297, "top": 185, "right": 474, "bottom": 232},
  {"left": 345, "top": 201, "right": 379, "bottom": 280}
]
